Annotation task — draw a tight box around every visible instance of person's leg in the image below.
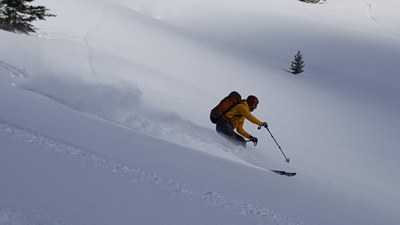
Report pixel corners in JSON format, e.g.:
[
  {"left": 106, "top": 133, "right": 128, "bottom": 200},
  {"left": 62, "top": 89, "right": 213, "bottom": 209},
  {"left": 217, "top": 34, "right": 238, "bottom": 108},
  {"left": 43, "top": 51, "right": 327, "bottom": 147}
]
[
  {"left": 216, "top": 120, "right": 246, "bottom": 148},
  {"left": 233, "top": 133, "right": 246, "bottom": 148},
  {"left": 216, "top": 119, "right": 234, "bottom": 139}
]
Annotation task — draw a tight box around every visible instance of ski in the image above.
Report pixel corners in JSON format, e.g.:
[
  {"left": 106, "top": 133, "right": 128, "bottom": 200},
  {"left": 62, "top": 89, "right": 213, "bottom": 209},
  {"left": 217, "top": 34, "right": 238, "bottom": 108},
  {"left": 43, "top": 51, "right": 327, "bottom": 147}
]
[{"left": 270, "top": 170, "right": 296, "bottom": 177}]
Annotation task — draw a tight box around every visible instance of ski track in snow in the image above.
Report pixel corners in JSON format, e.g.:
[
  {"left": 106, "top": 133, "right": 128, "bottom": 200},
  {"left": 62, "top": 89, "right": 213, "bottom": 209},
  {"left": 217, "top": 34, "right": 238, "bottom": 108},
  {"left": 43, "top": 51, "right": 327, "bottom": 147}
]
[
  {"left": 360, "top": 0, "right": 400, "bottom": 39},
  {"left": 0, "top": 61, "right": 29, "bottom": 80},
  {"left": 0, "top": 121, "right": 302, "bottom": 225},
  {"left": 83, "top": 5, "right": 109, "bottom": 77},
  {"left": 360, "top": 0, "right": 376, "bottom": 21}
]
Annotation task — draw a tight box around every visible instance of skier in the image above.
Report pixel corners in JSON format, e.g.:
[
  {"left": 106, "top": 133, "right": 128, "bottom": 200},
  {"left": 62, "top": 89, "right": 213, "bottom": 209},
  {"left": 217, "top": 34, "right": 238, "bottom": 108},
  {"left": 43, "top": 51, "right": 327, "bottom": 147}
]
[{"left": 216, "top": 95, "right": 268, "bottom": 148}]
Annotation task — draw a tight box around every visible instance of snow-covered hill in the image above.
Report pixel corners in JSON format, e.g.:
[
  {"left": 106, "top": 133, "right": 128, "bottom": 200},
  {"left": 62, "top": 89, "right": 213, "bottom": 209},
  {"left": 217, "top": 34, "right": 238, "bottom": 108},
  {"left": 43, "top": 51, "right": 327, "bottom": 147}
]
[{"left": 1, "top": 0, "right": 399, "bottom": 224}]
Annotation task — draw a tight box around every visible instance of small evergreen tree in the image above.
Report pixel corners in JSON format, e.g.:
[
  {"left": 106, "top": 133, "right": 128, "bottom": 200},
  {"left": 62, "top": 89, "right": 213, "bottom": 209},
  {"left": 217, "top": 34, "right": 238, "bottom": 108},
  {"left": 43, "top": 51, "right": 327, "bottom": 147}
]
[
  {"left": 290, "top": 50, "right": 305, "bottom": 75},
  {"left": 0, "top": 0, "right": 55, "bottom": 34}
]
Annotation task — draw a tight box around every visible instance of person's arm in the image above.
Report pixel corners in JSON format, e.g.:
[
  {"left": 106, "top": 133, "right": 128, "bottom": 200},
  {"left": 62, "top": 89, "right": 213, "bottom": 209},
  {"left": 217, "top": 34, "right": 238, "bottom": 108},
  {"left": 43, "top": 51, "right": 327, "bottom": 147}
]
[
  {"left": 241, "top": 108, "right": 263, "bottom": 126},
  {"left": 236, "top": 119, "right": 251, "bottom": 139}
]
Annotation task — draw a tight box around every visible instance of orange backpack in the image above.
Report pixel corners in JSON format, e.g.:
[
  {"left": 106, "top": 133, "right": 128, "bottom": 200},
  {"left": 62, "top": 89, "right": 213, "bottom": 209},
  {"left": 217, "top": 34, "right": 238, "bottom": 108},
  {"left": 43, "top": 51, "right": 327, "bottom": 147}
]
[{"left": 210, "top": 91, "right": 242, "bottom": 124}]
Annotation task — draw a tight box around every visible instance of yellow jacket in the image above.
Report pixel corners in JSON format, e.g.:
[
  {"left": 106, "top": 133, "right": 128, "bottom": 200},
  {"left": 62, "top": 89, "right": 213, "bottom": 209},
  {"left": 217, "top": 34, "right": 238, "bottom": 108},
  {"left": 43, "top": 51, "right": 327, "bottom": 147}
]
[{"left": 223, "top": 100, "right": 263, "bottom": 139}]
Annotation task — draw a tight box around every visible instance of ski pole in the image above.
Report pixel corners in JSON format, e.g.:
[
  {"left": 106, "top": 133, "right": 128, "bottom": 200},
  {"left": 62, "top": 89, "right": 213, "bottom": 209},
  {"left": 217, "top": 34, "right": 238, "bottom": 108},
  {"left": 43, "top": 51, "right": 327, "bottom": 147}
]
[{"left": 259, "top": 126, "right": 290, "bottom": 163}]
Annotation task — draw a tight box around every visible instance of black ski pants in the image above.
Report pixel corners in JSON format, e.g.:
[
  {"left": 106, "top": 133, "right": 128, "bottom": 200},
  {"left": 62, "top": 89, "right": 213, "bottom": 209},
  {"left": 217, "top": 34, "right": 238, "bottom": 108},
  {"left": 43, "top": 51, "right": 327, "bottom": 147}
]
[{"left": 216, "top": 119, "right": 246, "bottom": 148}]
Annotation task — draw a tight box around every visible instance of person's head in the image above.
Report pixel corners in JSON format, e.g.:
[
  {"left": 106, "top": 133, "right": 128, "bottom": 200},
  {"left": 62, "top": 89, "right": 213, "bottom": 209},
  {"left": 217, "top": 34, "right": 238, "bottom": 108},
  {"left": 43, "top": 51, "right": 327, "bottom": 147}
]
[{"left": 246, "top": 95, "right": 259, "bottom": 112}]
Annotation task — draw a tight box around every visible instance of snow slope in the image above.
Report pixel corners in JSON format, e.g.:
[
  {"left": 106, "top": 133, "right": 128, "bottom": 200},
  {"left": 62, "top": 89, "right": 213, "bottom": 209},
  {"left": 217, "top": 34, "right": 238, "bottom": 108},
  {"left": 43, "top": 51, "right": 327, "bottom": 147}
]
[{"left": 1, "top": 0, "right": 399, "bottom": 224}]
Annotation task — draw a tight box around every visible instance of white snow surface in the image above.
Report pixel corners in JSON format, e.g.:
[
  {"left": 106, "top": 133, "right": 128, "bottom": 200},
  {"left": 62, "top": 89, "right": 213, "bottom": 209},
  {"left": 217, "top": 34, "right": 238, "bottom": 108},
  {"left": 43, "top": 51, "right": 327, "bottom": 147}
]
[{"left": 1, "top": 0, "right": 400, "bottom": 224}]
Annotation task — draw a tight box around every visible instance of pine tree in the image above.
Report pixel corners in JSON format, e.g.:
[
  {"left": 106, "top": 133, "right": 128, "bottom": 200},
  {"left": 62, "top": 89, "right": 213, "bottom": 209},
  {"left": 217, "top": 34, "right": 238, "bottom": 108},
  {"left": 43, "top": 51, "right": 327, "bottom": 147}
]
[
  {"left": 290, "top": 50, "right": 305, "bottom": 75},
  {"left": 0, "top": 0, "right": 55, "bottom": 34}
]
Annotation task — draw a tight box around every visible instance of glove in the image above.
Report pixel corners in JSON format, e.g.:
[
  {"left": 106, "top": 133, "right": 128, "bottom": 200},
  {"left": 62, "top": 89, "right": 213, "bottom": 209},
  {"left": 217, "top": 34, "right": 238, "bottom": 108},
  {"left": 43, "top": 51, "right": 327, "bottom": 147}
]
[
  {"left": 249, "top": 136, "right": 258, "bottom": 144},
  {"left": 262, "top": 122, "right": 268, "bottom": 129}
]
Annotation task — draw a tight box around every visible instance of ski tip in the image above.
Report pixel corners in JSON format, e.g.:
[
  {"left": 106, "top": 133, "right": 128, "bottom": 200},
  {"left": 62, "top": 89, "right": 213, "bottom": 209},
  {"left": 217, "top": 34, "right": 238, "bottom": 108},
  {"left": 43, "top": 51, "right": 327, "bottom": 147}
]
[{"left": 271, "top": 170, "right": 297, "bottom": 177}]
